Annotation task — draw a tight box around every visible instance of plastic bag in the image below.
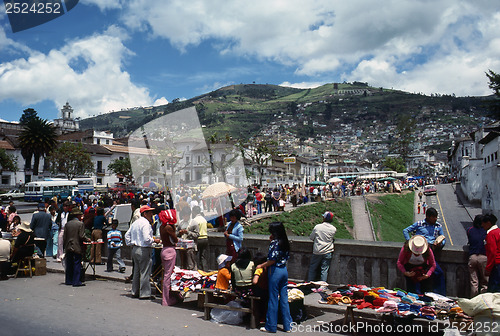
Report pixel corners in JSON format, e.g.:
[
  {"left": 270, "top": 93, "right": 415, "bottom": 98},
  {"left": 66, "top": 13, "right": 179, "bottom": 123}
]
[{"left": 210, "top": 300, "right": 245, "bottom": 325}]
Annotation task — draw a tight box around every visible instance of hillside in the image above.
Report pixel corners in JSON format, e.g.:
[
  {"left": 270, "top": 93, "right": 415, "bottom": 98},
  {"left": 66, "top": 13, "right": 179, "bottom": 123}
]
[{"left": 80, "top": 82, "right": 494, "bottom": 143}]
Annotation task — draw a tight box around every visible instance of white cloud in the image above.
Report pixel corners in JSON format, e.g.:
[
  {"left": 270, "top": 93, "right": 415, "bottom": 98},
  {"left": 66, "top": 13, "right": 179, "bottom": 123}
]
[
  {"left": 279, "top": 81, "right": 325, "bottom": 90},
  {"left": 118, "top": 0, "right": 500, "bottom": 95},
  {"left": 81, "top": 0, "right": 125, "bottom": 11},
  {"left": 153, "top": 97, "right": 168, "bottom": 106},
  {"left": 0, "top": 28, "right": 160, "bottom": 118}
]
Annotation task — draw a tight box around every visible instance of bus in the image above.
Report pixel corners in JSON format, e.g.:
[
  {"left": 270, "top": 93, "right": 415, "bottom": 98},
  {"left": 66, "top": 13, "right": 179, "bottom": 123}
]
[
  {"left": 74, "top": 177, "right": 95, "bottom": 194},
  {"left": 24, "top": 180, "right": 78, "bottom": 202}
]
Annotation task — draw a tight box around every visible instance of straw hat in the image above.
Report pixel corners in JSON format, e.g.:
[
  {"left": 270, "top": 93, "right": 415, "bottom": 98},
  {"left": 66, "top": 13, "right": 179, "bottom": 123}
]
[
  {"left": 18, "top": 221, "right": 32, "bottom": 232},
  {"left": 409, "top": 235, "right": 428, "bottom": 255},
  {"left": 217, "top": 254, "right": 232, "bottom": 269}
]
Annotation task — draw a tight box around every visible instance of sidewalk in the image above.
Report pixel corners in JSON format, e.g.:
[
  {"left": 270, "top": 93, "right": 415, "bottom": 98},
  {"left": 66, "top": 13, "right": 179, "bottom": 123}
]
[
  {"left": 44, "top": 257, "right": 347, "bottom": 325},
  {"left": 350, "top": 196, "right": 375, "bottom": 241}
]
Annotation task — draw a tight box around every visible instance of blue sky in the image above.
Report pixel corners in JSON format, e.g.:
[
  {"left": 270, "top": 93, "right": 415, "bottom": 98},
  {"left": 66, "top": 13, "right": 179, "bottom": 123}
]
[{"left": 1, "top": 0, "right": 499, "bottom": 122}]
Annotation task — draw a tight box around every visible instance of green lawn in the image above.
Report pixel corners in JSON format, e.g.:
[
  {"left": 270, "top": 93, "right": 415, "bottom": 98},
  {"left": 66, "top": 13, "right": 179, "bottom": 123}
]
[
  {"left": 246, "top": 199, "right": 354, "bottom": 239},
  {"left": 367, "top": 191, "right": 414, "bottom": 242}
]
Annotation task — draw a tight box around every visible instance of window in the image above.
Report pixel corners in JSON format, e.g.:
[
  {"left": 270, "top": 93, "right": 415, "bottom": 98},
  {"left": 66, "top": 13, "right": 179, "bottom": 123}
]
[
  {"left": 1, "top": 176, "right": 9, "bottom": 185},
  {"left": 186, "top": 156, "right": 190, "bottom": 163},
  {"left": 96, "top": 139, "right": 100, "bottom": 144},
  {"left": 97, "top": 178, "right": 102, "bottom": 184},
  {"left": 495, "top": 152, "right": 498, "bottom": 160},
  {"left": 197, "top": 156, "right": 201, "bottom": 164},
  {"left": 106, "top": 140, "right": 109, "bottom": 144}
]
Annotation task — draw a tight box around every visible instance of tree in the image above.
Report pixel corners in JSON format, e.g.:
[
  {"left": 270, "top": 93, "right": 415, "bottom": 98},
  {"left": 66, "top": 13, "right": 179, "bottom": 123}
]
[
  {"left": 390, "top": 115, "right": 416, "bottom": 163},
  {"left": 239, "top": 138, "right": 278, "bottom": 185},
  {"left": 0, "top": 148, "right": 18, "bottom": 173},
  {"left": 47, "top": 142, "right": 93, "bottom": 180},
  {"left": 108, "top": 157, "right": 133, "bottom": 184},
  {"left": 18, "top": 116, "right": 57, "bottom": 176},
  {"left": 19, "top": 108, "right": 38, "bottom": 125},
  {"left": 382, "top": 157, "right": 407, "bottom": 173},
  {"left": 486, "top": 69, "right": 500, "bottom": 119}
]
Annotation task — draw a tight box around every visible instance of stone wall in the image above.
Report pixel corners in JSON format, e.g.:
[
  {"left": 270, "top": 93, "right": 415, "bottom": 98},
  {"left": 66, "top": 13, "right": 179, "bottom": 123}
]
[
  {"left": 206, "top": 234, "right": 471, "bottom": 298},
  {"left": 113, "top": 232, "right": 471, "bottom": 298}
]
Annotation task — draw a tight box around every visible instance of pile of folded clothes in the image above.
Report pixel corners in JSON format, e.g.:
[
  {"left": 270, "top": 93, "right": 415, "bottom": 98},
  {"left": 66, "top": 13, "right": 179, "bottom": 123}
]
[
  {"left": 170, "top": 267, "right": 218, "bottom": 293},
  {"left": 317, "top": 284, "right": 468, "bottom": 321}
]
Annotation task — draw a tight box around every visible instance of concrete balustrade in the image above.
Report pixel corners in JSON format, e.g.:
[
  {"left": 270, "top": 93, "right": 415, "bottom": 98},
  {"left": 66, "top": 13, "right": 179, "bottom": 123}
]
[{"left": 112, "top": 231, "right": 471, "bottom": 298}]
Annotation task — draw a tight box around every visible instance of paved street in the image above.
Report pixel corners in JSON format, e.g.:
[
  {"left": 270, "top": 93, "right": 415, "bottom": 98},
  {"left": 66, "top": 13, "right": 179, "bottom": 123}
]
[{"left": 0, "top": 271, "right": 348, "bottom": 336}]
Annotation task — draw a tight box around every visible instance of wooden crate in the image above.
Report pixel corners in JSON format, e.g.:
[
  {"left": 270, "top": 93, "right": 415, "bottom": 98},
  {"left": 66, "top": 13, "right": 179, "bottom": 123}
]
[{"left": 34, "top": 258, "right": 46, "bottom": 276}]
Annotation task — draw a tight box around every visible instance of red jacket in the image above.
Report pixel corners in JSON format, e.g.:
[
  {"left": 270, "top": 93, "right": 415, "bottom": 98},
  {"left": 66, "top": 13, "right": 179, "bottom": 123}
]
[{"left": 485, "top": 226, "right": 500, "bottom": 273}]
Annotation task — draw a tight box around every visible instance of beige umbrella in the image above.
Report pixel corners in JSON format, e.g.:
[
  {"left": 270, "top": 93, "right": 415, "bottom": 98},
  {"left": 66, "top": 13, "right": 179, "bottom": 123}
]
[
  {"left": 327, "top": 177, "right": 343, "bottom": 183},
  {"left": 201, "top": 182, "right": 238, "bottom": 223},
  {"left": 201, "top": 182, "right": 237, "bottom": 199}
]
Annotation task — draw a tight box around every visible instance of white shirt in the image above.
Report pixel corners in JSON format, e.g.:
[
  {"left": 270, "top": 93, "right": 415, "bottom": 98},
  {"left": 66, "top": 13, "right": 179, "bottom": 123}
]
[
  {"left": 61, "top": 212, "right": 69, "bottom": 230},
  {"left": 310, "top": 222, "right": 337, "bottom": 255},
  {"left": 125, "top": 217, "right": 154, "bottom": 247},
  {"left": 0, "top": 238, "right": 11, "bottom": 262}
]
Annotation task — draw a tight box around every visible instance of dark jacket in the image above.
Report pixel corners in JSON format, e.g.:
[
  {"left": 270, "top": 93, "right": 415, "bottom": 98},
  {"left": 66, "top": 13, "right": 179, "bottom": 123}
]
[
  {"left": 30, "top": 211, "right": 52, "bottom": 239},
  {"left": 63, "top": 218, "right": 86, "bottom": 255}
]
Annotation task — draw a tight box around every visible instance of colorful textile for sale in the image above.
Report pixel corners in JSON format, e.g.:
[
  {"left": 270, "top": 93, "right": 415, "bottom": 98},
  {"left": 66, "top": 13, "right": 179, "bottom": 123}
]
[{"left": 314, "top": 282, "right": 462, "bottom": 321}]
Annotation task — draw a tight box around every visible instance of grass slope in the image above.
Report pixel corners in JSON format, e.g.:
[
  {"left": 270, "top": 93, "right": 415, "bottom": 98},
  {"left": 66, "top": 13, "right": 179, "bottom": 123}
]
[
  {"left": 367, "top": 191, "right": 414, "bottom": 242},
  {"left": 246, "top": 199, "right": 353, "bottom": 239}
]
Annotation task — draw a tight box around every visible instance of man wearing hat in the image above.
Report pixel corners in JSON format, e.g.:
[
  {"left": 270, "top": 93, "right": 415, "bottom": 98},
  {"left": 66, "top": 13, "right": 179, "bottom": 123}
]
[
  {"left": 11, "top": 222, "right": 35, "bottom": 263},
  {"left": 125, "top": 205, "right": 160, "bottom": 299},
  {"left": 30, "top": 203, "right": 52, "bottom": 257},
  {"left": 307, "top": 211, "right": 337, "bottom": 282},
  {"left": 63, "top": 207, "right": 88, "bottom": 287}
]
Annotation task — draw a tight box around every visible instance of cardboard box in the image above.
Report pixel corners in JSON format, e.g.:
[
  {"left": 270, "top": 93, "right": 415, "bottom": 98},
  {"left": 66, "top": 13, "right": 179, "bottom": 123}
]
[{"left": 34, "top": 258, "right": 46, "bottom": 276}]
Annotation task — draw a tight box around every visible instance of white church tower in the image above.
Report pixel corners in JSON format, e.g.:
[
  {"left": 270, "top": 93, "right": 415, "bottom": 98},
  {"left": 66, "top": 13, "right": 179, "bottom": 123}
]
[{"left": 53, "top": 102, "right": 80, "bottom": 134}]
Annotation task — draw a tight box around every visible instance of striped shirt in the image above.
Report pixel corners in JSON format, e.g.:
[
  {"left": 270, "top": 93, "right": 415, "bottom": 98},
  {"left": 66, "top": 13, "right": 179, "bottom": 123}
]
[{"left": 107, "top": 229, "right": 123, "bottom": 249}]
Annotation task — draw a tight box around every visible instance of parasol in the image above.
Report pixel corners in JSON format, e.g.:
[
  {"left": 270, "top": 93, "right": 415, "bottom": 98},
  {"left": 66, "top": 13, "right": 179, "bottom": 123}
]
[
  {"left": 142, "top": 181, "right": 163, "bottom": 190},
  {"left": 327, "top": 177, "right": 343, "bottom": 183},
  {"left": 201, "top": 182, "right": 237, "bottom": 199}
]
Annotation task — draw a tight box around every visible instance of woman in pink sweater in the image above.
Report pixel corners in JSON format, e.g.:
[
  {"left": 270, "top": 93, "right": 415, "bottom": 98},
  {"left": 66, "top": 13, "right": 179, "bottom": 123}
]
[{"left": 397, "top": 235, "right": 436, "bottom": 294}]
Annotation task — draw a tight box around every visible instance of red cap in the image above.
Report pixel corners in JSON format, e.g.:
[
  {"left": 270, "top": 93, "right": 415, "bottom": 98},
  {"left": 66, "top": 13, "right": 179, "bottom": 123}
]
[{"left": 140, "top": 205, "right": 154, "bottom": 214}]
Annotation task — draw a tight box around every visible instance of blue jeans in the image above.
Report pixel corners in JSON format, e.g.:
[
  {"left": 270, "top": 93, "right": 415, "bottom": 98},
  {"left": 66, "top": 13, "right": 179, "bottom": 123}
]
[
  {"left": 265, "top": 265, "right": 292, "bottom": 332},
  {"left": 308, "top": 252, "right": 333, "bottom": 282},
  {"left": 256, "top": 201, "right": 262, "bottom": 214},
  {"left": 432, "top": 263, "right": 446, "bottom": 295},
  {"left": 107, "top": 247, "right": 125, "bottom": 271},
  {"left": 51, "top": 229, "right": 59, "bottom": 257}
]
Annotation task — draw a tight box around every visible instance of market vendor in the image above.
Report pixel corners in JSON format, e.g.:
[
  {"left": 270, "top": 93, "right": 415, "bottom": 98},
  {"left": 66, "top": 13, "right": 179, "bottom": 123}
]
[
  {"left": 10, "top": 222, "right": 35, "bottom": 263},
  {"left": 397, "top": 235, "right": 436, "bottom": 294},
  {"left": 402, "top": 207, "right": 446, "bottom": 295}
]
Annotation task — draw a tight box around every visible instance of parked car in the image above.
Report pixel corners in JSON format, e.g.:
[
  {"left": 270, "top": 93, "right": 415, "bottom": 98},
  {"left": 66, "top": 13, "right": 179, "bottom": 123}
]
[
  {"left": 1, "top": 189, "right": 25, "bottom": 200},
  {"left": 423, "top": 185, "right": 437, "bottom": 196}
]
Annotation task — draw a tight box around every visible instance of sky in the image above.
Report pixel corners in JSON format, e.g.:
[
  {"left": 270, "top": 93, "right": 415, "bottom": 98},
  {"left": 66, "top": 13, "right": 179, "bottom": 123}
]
[{"left": 0, "top": 0, "right": 500, "bottom": 122}]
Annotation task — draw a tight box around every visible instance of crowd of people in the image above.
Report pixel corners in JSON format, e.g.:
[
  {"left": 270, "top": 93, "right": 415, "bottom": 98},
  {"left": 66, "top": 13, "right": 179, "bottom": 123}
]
[{"left": 0, "top": 181, "right": 498, "bottom": 332}]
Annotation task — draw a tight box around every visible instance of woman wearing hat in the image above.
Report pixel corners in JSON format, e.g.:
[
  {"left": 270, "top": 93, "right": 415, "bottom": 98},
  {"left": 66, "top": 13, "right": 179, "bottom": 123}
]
[
  {"left": 397, "top": 235, "right": 437, "bottom": 294},
  {"left": 10, "top": 222, "right": 35, "bottom": 263}
]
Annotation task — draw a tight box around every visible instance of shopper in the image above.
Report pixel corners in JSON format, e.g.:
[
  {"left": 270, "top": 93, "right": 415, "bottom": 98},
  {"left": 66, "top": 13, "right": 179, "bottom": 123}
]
[{"left": 256, "top": 222, "right": 292, "bottom": 333}]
